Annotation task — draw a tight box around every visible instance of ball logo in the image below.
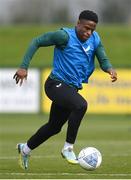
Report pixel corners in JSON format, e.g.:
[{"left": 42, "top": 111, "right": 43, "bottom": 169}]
[{"left": 83, "top": 152, "right": 98, "bottom": 168}]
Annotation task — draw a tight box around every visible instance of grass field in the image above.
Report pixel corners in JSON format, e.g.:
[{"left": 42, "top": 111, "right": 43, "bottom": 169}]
[
  {"left": 0, "top": 24, "right": 131, "bottom": 68},
  {"left": 0, "top": 114, "right": 131, "bottom": 179}
]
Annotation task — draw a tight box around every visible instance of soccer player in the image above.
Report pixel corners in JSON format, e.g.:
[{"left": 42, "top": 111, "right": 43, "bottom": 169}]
[{"left": 13, "top": 10, "right": 117, "bottom": 169}]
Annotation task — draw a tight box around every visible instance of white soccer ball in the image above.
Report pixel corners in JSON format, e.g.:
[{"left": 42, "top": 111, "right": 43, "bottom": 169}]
[{"left": 78, "top": 147, "right": 102, "bottom": 171}]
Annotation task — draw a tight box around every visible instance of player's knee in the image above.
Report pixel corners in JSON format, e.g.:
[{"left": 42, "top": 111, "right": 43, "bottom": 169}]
[
  {"left": 81, "top": 100, "right": 88, "bottom": 112},
  {"left": 51, "top": 126, "right": 62, "bottom": 135},
  {"left": 76, "top": 100, "right": 88, "bottom": 112}
]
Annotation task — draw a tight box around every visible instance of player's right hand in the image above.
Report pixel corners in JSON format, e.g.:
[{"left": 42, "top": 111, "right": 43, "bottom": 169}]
[{"left": 13, "top": 68, "right": 28, "bottom": 86}]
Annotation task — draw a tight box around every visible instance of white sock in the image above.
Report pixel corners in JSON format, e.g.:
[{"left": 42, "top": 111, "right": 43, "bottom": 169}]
[
  {"left": 63, "top": 142, "right": 73, "bottom": 150},
  {"left": 22, "top": 143, "right": 31, "bottom": 155}
]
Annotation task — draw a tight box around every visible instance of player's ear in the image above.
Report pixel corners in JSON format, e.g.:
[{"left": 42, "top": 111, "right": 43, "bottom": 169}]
[{"left": 77, "top": 20, "right": 80, "bottom": 25}]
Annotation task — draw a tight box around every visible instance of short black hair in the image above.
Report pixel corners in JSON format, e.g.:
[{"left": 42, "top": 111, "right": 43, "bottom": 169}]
[{"left": 79, "top": 10, "right": 98, "bottom": 23}]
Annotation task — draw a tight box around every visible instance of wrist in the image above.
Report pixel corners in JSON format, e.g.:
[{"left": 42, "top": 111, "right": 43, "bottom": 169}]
[
  {"left": 106, "top": 68, "right": 114, "bottom": 74},
  {"left": 19, "top": 65, "right": 28, "bottom": 70}
]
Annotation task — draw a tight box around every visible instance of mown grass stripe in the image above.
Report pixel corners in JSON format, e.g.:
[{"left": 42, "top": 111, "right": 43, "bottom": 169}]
[{"left": 0, "top": 172, "right": 131, "bottom": 177}]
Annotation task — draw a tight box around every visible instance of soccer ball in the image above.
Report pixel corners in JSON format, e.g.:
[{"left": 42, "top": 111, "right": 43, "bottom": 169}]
[{"left": 78, "top": 147, "right": 102, "bottom": 171}]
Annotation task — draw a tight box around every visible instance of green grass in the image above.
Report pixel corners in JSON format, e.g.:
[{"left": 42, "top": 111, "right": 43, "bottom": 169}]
[
  {"left": 0, "top": 24, "right": 131, "bottom": 68},
  {"left": 0, "top": 114, "right": 131, "bottom": 179}
]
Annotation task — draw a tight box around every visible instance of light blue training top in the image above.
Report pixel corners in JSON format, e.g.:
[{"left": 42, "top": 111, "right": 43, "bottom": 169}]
[{"left": 51, "top": 28, "right": 100, "bottom": 89}]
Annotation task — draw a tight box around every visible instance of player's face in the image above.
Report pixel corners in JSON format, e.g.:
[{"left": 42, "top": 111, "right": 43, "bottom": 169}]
[{"left": 76, "top": 19, "right": 97, "bottom": 41}]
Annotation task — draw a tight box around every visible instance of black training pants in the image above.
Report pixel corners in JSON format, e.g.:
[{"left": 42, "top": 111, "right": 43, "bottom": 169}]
[{"left": 27, "top": 77, "right": 87, "bottom": 150}]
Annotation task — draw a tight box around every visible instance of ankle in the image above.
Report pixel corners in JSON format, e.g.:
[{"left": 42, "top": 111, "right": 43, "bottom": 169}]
[
  {"left": 63, "top": 141, "right": 74, "bottom": 150},
  {"left": 22, "top": 143, "right": 31, "bottom": 155}
]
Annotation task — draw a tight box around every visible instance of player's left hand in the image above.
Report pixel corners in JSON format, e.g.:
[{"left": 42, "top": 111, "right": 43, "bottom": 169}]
[{"left": 107, "top": 68, "right": 117, "bottom": 82}]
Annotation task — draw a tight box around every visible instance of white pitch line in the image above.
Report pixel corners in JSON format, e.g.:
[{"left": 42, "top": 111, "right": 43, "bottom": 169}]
[
  {"left": 0, "top": 153, "right": 131, "bottom": 160},
  {"left": 0, "top": 155, "right": 58, "bottom": 159},
  {"left": 0, "top": 172, "right": 131, "bottom": 177}
]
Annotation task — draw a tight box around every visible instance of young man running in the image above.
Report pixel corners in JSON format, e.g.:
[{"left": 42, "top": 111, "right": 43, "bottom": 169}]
[{"left": 13, "top": 10, "right": 117, "bottom": 169}]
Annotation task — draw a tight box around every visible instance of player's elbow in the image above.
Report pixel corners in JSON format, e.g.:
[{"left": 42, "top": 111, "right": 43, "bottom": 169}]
[{"left": 31, "top": 38, "right": 40, "bottom": 48}]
